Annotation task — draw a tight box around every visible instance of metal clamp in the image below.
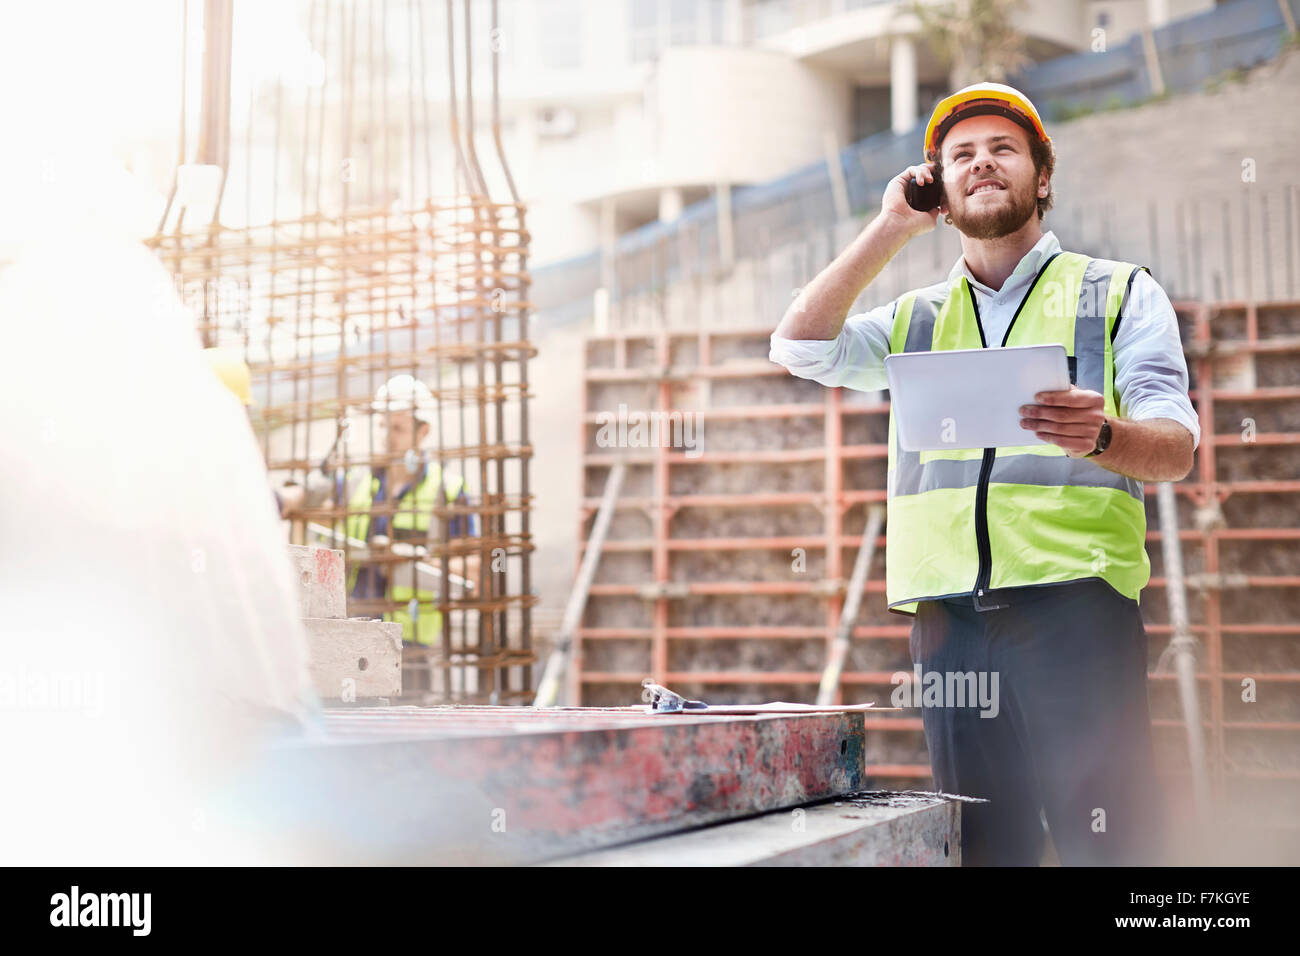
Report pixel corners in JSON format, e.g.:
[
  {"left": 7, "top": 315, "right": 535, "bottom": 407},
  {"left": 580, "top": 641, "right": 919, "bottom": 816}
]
[{"left": 641, "top": 679, "right": 707, "bottom": 713}]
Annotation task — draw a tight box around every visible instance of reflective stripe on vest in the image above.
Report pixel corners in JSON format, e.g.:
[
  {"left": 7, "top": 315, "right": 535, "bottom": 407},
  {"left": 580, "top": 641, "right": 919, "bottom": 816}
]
[
  {"left": 885, "top": 251, "right": 1151, "bottom": 615},
  {"left": 344, "top": 466, "right": 466, "bottom": 645}
]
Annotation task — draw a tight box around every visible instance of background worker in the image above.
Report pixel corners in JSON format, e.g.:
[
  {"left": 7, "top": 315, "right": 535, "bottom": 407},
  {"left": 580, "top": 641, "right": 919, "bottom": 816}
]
[
  {"left": 339, "top": 374, "right": 482, "bottom": 651},
  {"left": 770, "top": 83, "right": 1199, "bottom": 866},
  {"left": 207, "top": 355, "right": 482, "bottom": 648}
]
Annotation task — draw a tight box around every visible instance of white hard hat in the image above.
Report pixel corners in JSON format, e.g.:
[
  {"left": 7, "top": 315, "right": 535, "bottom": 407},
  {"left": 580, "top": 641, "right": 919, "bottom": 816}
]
[{"left": 371, "top": 374, "right": 434, "bottom": 422}]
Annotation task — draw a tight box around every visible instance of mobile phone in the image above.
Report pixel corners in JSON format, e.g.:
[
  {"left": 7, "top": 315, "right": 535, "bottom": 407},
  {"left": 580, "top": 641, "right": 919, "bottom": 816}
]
[{"left": 905, "top": 173, "right": 944, "bottom": 212}]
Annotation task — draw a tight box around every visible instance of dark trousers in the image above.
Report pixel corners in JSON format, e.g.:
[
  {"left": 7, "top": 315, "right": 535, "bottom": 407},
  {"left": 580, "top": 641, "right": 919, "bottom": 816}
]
[{"left": 909, "top": 578, "right": 1166, "bottom": 866}]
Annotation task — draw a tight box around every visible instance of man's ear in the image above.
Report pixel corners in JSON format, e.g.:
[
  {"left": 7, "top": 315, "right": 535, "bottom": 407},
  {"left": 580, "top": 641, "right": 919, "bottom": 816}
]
[{"left": 416, "top": 420, "right": 430, "bottom": 444}]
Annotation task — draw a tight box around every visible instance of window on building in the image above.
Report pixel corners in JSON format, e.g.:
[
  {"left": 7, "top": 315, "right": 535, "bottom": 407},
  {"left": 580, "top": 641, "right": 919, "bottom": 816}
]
[
  {"left": 631, "top": 0, "right": 659, "bottom": 62},
  {"left": 670, "top": 0, "right": 697, "bottom": 44},
  {"left": 747, "top": 0, "right": 794, "bottom": 41},
  {"left": 538, "top": 0, "right": 583, "bottom": 70},
  {"left": 631, "top": 0, "right": 726, "bottom": 63}
]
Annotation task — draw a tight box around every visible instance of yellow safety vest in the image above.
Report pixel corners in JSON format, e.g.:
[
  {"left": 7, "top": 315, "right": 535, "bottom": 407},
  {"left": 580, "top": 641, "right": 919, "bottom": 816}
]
[
  {"left": 344, "top": 465, "right": 466, "bottom": 645},
  {"left": 885, "top": 251, "right": 1151, "bottom": 615}
]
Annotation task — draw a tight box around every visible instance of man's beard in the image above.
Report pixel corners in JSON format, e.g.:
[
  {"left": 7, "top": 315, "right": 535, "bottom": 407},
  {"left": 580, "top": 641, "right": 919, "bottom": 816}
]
[{"left": 947, "top": 178, "right": 1038, "bottom": 239}]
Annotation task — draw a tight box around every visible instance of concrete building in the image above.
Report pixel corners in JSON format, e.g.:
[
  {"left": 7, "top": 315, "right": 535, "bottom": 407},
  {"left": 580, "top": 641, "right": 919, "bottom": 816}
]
[
  {"left": 130, "top": 0, "right": 1214, "bottom": 266},
  {"left": 470, "top": 0, "right": 1215, "bottom": 265}
]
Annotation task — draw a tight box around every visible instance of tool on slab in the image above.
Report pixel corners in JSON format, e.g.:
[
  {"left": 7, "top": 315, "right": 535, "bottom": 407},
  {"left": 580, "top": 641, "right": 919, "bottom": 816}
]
[
  {"left": 639, "top": 678, "right": 889, "bottom": 715},
  {"left": 642, "top": 679, "right": 708, "bottom": 713}
]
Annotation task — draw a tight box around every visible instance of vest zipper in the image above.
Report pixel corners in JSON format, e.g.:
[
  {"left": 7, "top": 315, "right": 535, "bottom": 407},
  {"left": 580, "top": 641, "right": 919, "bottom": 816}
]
[{"left": 968, "top": 252, "right": 1062, "bottom": 611}]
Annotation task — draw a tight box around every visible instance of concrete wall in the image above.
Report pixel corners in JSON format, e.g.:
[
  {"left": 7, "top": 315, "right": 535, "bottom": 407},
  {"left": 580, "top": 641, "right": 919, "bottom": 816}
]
[
  {"left": 656, "top": 46, "right": 852, "bottom": 187},
  {"left": 1083, "top": 0, "right": 1217, "bottom": 48}
]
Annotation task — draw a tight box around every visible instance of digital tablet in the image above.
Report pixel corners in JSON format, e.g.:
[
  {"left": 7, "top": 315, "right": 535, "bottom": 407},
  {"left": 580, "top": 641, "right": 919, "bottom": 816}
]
[{"left": 883, "top": 343, "right": 1071, "bottom": 451}]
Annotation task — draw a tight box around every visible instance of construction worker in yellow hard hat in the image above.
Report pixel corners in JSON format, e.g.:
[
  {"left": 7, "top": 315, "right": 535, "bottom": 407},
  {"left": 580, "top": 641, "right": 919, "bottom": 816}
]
[
  {"left": 912, "top": 81, "right": 1057, "bottom": 236},
  {"left": 771, "top": 79, "right": 1199, "bottom": 867},
  {"left": 922, "top": 82, "right": 1051, "bottom": 164}
]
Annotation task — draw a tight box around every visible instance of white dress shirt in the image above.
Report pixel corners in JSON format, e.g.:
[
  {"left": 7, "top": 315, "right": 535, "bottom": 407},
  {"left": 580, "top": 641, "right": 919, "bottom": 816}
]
[{"left": 768, "top": 230, "right": 1201, "bottom": 450}]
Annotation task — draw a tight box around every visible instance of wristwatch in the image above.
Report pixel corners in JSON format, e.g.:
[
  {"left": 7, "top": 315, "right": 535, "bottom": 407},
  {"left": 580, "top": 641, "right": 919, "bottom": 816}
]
[{"left": 1085, "top": 418, "right": 1112, "bottom": 458}]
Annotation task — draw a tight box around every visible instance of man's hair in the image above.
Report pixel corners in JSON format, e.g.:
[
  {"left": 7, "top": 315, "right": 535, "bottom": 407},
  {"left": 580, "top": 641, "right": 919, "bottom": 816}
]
[{"left": 927, "top": 132, "right": 1056, "bottom": 221}]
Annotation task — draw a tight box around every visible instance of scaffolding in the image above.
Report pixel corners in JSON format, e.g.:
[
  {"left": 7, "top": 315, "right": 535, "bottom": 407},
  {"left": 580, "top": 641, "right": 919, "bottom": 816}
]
[{"left": 148, "top": 0, "right": 537, "bottom": 703}]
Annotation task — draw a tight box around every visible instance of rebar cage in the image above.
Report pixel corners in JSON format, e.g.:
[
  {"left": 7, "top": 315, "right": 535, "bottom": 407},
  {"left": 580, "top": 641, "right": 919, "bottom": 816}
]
[{"left": 148, "top": 0, "right": 537, "bottom": 703}]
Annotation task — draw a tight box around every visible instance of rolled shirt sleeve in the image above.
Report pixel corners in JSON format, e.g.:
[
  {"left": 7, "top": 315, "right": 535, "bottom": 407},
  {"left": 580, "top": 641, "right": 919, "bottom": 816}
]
[
  {"left": 1112, "top": 270, "right": 1201, "bottom": 451},
  {"left": 769, "top": 270, "right": 1201, "bottom": 455},
  {"left": 768, "top": 301, "right": 897, "bottom": 393}
]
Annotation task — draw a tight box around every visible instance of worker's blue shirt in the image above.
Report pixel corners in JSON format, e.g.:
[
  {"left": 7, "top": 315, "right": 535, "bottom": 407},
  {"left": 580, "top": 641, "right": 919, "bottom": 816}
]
[{"left": 346, "top": 465, "right": 478, "bottom": 600}]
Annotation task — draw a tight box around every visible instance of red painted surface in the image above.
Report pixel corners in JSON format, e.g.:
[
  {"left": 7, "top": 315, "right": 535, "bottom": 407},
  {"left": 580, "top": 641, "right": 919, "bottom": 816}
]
[
  {"left": 305, "top": 705, "right": 867, "bottom": 857},
  {"left": 314, "top": 547, "right": 344, "bottom": 590}
]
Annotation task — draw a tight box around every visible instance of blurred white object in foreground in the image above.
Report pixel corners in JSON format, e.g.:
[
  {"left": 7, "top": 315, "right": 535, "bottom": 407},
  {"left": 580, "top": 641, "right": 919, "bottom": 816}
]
[{"left": 0, "top": 225, "right": 321, "bottom": 864}]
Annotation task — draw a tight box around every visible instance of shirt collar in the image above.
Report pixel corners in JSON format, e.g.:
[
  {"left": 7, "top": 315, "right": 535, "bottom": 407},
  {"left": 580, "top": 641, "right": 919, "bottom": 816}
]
[{"left": 947, "top": 230, "right": 1060, "bottom": 291}]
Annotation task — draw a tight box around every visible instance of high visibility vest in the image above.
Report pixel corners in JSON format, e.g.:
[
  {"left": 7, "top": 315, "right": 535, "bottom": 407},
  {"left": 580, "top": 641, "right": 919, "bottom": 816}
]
[
  {"left": 885, "top": 251, "right": 1151, "bottom": 615},
  {"left": 344, "top": 465, "right": 466, "bottom": 645}
]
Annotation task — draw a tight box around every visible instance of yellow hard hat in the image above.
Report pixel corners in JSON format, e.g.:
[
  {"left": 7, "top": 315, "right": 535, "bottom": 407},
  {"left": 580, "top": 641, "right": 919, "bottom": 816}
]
[
  {"left": 923, "top": 82, "right": 1050, "bottom": 161},
  {"left": 204, "top": 347, "right": 254, "bottom": 407}
]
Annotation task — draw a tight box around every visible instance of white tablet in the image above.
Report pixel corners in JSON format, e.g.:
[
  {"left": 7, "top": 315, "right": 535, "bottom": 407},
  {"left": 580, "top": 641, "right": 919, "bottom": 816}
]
[{"left": 883, "top": 343, "right": 1071, "bottom": 451}]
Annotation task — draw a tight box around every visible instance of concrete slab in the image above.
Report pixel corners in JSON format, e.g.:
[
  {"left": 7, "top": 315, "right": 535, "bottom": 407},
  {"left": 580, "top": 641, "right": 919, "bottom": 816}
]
[
  {"left": 289, "top": 544, "right": 346, "bottom": 619},
  {"left": 540, "top": 793, "right": 960, "bottom": 866},
  {"left": 230, "top": 706, "right": 871, "bottom": 863},
  {"left": 303, "top": 618, "right": 402, "bottom": 699}
]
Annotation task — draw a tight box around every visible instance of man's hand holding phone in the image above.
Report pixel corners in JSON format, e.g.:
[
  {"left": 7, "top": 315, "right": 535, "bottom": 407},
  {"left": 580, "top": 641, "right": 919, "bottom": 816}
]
[{"left": 881, "top": 162, "right": 948, "bottom": 238}]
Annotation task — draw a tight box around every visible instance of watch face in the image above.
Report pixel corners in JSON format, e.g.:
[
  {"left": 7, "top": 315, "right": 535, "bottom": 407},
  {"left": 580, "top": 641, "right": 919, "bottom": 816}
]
[{"left": 1086, "top": 420, "right": 1110, "bottom": 457}]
